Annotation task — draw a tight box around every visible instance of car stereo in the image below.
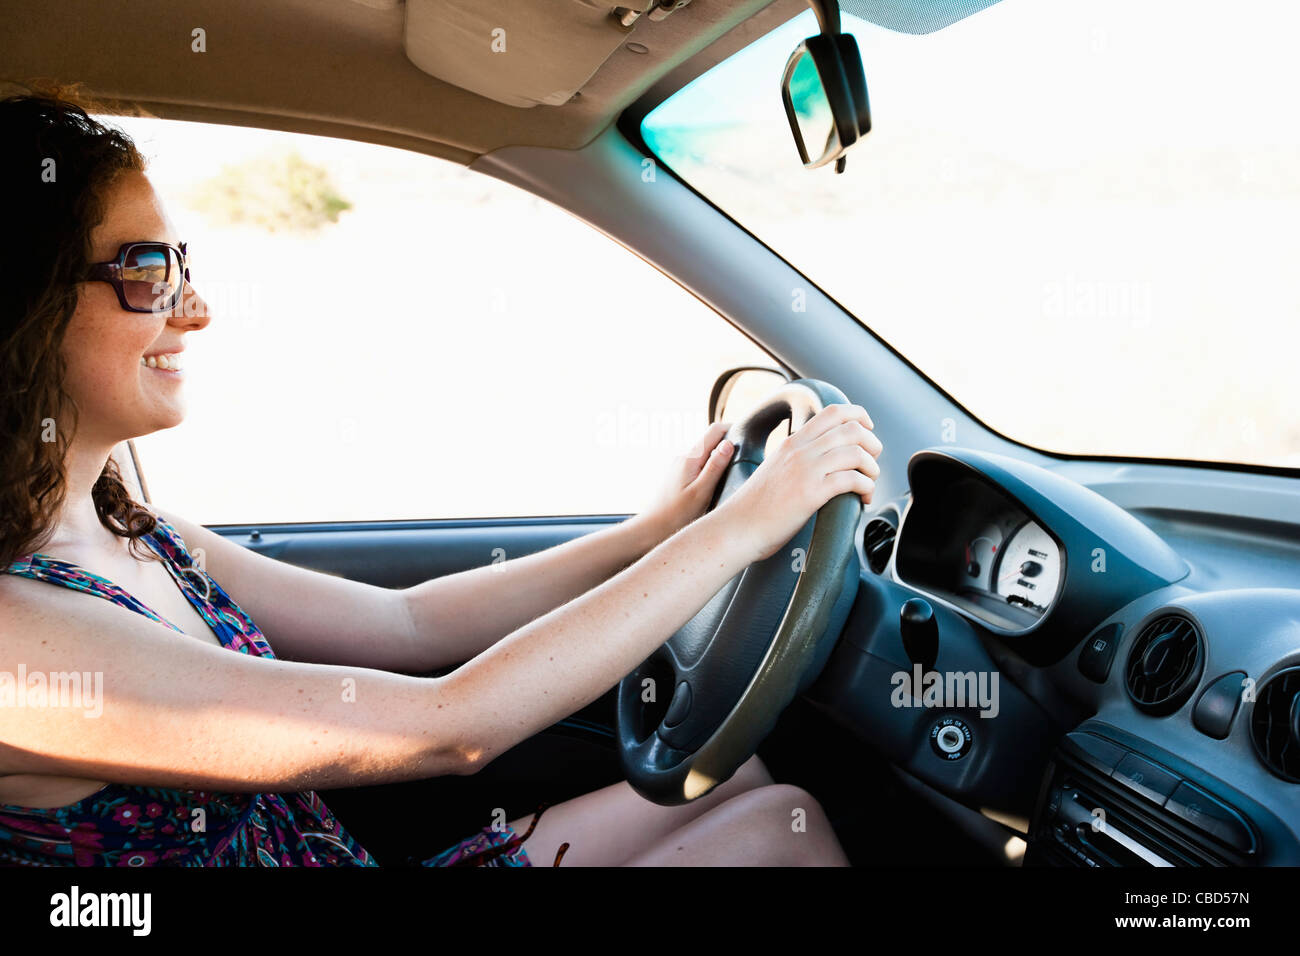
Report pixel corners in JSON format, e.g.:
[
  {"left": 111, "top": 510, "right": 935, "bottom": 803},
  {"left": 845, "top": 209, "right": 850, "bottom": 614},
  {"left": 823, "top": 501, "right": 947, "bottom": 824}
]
[{"left": 1026, "top": 730, "right": 1257, "bottom": 866}]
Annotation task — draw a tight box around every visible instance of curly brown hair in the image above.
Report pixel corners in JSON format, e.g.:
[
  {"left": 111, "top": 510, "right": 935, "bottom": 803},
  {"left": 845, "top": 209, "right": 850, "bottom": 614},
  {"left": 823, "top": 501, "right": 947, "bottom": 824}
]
[{"left": 0, "top": 84, "right": 159, "bottom": 567}]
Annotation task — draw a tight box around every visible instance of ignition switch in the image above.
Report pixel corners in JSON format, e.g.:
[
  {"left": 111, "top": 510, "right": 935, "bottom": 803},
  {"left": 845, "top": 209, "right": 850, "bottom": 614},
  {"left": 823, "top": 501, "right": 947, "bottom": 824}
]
[{"left": 930, "top": 717, "right": 973, "bottom": 760}]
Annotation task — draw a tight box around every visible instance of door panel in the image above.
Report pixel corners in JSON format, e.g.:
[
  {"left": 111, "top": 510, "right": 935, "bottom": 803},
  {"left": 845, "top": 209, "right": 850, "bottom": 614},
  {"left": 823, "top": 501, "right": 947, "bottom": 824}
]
[{"left": 211, "top": 515, "right": 630, "bottom": 590}]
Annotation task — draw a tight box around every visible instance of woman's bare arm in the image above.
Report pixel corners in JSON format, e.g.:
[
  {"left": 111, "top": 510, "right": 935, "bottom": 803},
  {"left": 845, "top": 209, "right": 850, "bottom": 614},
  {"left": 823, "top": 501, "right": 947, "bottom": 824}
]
[
  {"left": 152, "top": 509, "right": 665, "bottom": 674},
  {"left": 397, "top": 513, "right": 667, "bottom": 670},
  {"left": 0, "top": 572, "right": 469, "bottom": 791},
  {"left": 0, "top": 507, "right": 752, "bottom": 791},
  {"left": 153, "top": 421, "right": 734, "bottom": 673}
]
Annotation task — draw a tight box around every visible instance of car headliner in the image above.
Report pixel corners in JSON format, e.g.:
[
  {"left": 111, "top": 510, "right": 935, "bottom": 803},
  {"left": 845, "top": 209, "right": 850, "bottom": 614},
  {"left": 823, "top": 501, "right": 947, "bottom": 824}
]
[{"left": 0, "top": 0, "right": 817, "bottom": 164}]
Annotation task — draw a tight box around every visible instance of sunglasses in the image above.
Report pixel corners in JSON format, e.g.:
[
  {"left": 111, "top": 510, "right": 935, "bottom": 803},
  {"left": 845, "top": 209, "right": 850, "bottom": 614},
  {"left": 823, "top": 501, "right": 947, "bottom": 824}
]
[{"left": 83, "top": 241, "right": 191, "bottom": 313}]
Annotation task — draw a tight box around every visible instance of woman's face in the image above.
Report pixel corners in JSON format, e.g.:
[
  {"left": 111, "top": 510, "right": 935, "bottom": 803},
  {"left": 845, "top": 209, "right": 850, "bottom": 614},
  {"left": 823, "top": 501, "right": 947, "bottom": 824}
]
[{"left": 61, "top": 169, "right": 210, "bottom": 446}]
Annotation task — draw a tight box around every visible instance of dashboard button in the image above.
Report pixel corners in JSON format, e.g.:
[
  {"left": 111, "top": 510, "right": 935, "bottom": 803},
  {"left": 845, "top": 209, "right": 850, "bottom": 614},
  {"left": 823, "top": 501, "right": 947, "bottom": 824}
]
[
  {"left": 1111, "top": 753, "right": 1179, "bottom": 806},
  {"left": 1077, "top": 623, "right": 1122, "bottom": 683},
  {"left": 1165, "top": 782, "right": 1255, "bottom": 855},
  {"left": 1063, "top": 731, "right": 1128, "bottom": 773},
  {"left": 1192, "top": 671, "right": 1248, "bottom": 740}
]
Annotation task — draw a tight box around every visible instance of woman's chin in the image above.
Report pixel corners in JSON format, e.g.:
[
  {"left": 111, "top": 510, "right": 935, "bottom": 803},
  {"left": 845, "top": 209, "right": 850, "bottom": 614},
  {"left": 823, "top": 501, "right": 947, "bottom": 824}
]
[{"left": 137, "top": 405, "right": 186, "bottom": 435}]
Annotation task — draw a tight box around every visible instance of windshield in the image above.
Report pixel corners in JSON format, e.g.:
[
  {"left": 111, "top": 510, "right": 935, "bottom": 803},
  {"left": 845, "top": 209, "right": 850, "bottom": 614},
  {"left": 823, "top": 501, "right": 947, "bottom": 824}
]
[{"left": 642, "top": 1, "right": 1300, "bottom": 470}]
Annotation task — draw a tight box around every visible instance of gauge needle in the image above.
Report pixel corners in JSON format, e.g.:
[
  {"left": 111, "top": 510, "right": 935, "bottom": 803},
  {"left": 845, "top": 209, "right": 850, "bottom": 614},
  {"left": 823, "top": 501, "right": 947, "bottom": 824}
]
[{"left": 1000, "top": 563, "right": 1027, "bottom": 582}]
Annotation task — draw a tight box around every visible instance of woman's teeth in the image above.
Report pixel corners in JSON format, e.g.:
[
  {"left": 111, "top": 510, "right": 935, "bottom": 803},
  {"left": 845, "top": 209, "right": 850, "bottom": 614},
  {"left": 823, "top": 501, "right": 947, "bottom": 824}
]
[{"left": 141, "top": 354, "right": 182, "bottom": 371}]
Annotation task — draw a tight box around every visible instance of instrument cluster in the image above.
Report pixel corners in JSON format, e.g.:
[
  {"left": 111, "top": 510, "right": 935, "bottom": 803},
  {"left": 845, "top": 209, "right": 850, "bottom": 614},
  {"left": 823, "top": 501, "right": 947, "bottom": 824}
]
[
  {"left": 959, "top": 514, "right": 1062, "bottom": 616},
  {"left": 893, "top": 458, "right": 1067, "bottom": 634}
]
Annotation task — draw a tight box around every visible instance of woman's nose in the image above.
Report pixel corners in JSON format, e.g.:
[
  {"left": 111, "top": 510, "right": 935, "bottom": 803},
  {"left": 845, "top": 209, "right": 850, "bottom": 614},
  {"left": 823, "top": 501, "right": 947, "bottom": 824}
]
[{"left": 170, "top": 281, "right": 212, "bottom": 330}]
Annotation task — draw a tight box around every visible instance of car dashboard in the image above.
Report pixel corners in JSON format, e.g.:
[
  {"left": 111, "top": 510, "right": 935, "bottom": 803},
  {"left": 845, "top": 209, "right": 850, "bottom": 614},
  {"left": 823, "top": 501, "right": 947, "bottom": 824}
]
[{"left": 805, "top": 445, "right": 1300, "bottom": 866}]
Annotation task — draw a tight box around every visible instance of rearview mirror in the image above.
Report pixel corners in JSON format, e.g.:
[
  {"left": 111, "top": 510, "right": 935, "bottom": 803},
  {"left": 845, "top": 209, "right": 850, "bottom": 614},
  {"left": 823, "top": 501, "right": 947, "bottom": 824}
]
[{"left": 781, "top": 3, "right": 871, "bottom": 172}]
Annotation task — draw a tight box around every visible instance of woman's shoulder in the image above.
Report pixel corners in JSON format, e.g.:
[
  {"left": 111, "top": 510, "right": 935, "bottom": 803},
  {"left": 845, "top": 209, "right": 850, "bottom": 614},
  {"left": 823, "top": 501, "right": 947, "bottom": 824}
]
[
  {"left": 140, "top": 505, "right": 211, "bottom": 567},
  {"left": 138, "top": 504, "right": 276, "bottom": 656},
  {"left": 0, "top": 553, "right": 135, "bottom": 646},
  {"left": 140, "top": 504, "right": 266, "bottom": 592},
  {"left": 139, "top": 503, "right": 186, "bottom": 544}
]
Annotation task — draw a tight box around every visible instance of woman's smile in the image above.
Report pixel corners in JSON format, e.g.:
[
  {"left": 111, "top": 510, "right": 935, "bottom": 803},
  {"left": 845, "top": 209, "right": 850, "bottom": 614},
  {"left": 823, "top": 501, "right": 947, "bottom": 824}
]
[{"left": 141, "top": 351, "right": 184, "bottom": 373}]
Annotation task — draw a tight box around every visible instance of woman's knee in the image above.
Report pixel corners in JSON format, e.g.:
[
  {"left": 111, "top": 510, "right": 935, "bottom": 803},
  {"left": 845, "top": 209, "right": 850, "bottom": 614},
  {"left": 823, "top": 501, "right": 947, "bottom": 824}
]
[
  {"left": 735, "top": 784, "right": 844, "bottom": 864},
  {"left": 745, "top": 783, "right": 824, "bottom": 821}
]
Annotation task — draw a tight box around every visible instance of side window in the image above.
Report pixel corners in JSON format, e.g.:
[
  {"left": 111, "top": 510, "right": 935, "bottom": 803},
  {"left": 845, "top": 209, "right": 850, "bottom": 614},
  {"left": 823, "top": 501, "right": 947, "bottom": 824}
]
[{"left": 112, "top": 117, "right": 775, "bottom": 524}]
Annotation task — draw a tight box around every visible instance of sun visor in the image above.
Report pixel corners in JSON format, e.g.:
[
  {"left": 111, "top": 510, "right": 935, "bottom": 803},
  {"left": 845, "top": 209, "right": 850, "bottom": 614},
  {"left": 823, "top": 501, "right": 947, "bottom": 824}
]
[
  {"left": 839, "top": 0, "right": 1004, "bottom": 35},
  {"left": 405, "top": 0, "right": 645, "bottom": 108}
]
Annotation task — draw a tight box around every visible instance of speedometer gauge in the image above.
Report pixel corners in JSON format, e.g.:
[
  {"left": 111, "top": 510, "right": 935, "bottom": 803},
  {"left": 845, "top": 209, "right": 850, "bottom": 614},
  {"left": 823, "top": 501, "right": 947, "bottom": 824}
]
[
  {"left": 993, "top": 521, "right": 1060, "bottom": 612},
  {"left": 961, "top": 524, "right": 1003, "bottom": 592}
]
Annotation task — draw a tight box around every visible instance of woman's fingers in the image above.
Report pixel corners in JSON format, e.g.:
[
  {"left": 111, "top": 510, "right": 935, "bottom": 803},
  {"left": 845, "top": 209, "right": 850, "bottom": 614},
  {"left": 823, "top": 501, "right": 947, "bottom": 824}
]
[
  {"left": 787, "top": 402, "right": 874, "bottom": 452},
  {"left": 690, "top": 431, "right": 735, "bottom": 488},
  {"left": 714, "top": 403, "right": 879, "bottom": 561},
  {"left": 686, "top": 421, "right": 732, "bottom": 461},
  {"left": 799, "top": 409, "right": 881, "bottom": 508},
  {"left": 816, "top": 441, "right": 881, "bottom": 482},
  {"left": 824, "top": 467, "right": 877, "bottom": 505},
  {"left": 807, "top": 417, "right": 883, "bottom": 462},
  {"left": 680, "top": 421, "right": 732, "bottom": 481},
  {"left": 815, "top": 441, "right": 880, "bottom": 506}
]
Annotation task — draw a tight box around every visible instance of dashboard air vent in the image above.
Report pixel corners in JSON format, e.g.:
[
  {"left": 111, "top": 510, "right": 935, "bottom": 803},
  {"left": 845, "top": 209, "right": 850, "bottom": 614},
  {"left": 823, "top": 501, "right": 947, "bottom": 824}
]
[
  {"left": 1250, "top": 667, "right": 1300, "bottom": 783},
  {"left": 862, "top": 515, "right": 897, "bottom": 575},
  {"left": 1124, "top": 614, "right": 1204, "bottom": 714}
]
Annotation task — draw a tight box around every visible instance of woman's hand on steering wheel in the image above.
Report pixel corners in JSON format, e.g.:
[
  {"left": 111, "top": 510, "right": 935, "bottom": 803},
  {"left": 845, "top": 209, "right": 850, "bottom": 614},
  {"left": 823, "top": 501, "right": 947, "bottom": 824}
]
[
  {"left": 718, "top": 403, "right": 881, "bottom": 565},
  {"left": 633, "top": 421, "right": 737, "bottom": 544},
  {"left": 617, "top": 383, "right": 873, "bottom": 804}
]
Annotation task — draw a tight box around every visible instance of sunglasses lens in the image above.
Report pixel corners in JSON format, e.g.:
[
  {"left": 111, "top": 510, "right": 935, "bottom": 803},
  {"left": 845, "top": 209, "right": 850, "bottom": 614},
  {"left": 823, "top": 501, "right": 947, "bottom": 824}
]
[{"left": 121, "top": 245, "right": 183, "bottom": 311}]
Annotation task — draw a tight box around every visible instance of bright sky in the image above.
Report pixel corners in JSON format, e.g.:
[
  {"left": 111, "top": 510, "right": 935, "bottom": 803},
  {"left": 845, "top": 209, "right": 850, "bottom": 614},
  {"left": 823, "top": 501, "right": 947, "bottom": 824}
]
[
  {"left": 656, "top": 2, "right": 1300, "bottom": 154},
  {"left": 644, "top": 0, "right": 1300, "bottom": 468}
]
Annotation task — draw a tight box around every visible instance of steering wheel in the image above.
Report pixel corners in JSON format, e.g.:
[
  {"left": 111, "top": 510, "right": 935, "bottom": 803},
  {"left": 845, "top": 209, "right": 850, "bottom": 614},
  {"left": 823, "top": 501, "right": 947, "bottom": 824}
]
[{"left": 616, "top": 378, "right": 863, "bottom": 805}]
